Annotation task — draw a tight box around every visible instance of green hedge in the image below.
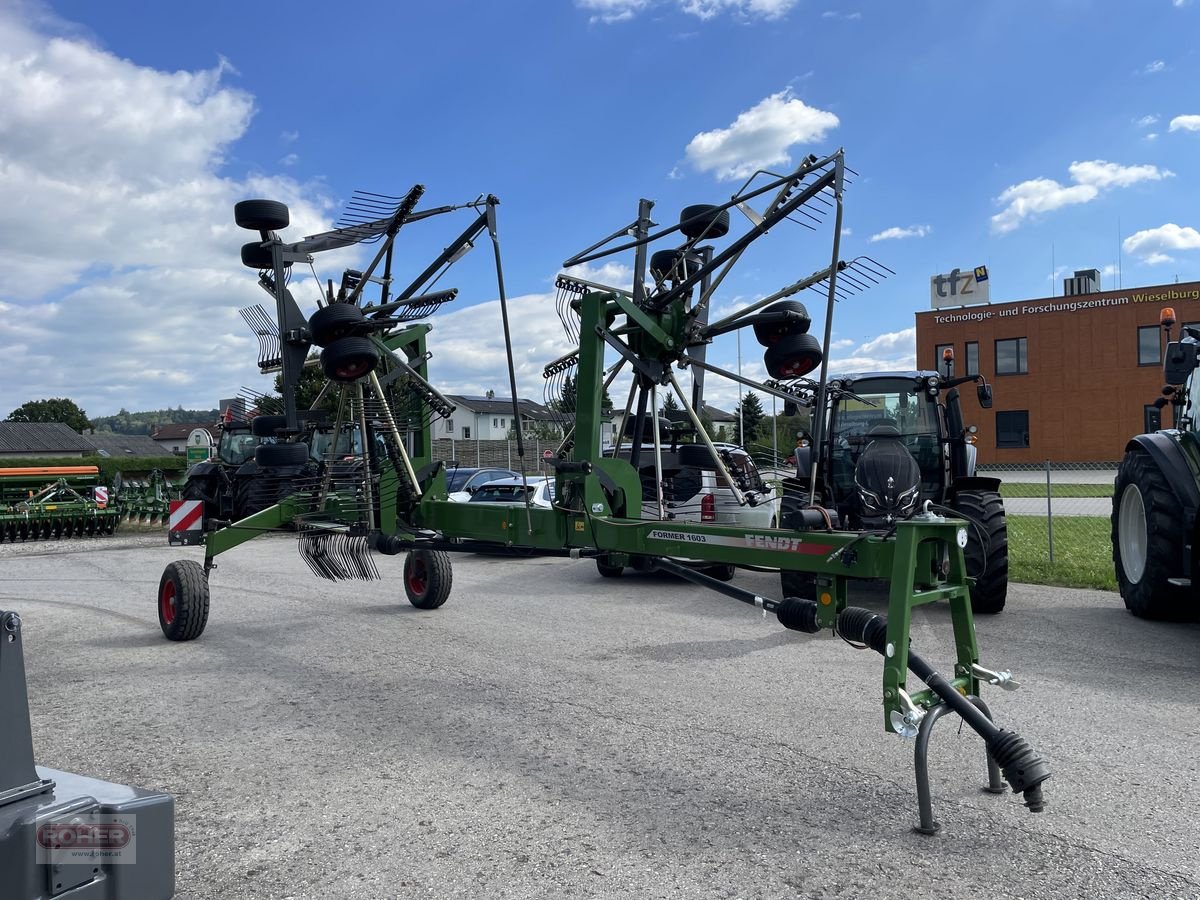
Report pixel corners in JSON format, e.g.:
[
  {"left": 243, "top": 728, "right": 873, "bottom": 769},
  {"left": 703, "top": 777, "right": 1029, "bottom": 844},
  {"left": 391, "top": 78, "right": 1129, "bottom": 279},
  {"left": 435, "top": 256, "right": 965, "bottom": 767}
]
[{"left": 0, "top": 455, "right": 186, "bottom": 482}]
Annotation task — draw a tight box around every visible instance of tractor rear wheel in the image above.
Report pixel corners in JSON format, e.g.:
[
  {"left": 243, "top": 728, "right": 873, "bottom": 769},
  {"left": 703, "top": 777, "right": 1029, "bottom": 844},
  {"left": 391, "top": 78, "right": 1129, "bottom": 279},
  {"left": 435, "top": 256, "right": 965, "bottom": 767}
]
[
  {"left": 1112, "top": 450, "right": 1190, "bottom": 619},
  {"left": 702, "top": 564, "right": 736, "bottom": 582},
  {"left": 404, "top": 550, "right": 452, "bottom": 609},
  {"left": 158, "top": 560, "right": 209, "bottom": 641},
  {"left": 952, "top": 489, "right": 1008, "bottom": 615}
]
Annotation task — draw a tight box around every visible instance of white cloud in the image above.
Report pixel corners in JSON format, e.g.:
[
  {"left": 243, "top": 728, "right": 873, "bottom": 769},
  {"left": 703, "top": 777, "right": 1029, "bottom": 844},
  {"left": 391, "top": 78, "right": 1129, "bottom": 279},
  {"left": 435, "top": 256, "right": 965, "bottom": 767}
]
[
  {"left": 1146, "top": 133, "right": 1159, "bottom": 141},
  {"left": 0, "top": 9, "right": 347, "bottom": 415},
  {"left": 685, "top": 89, "right": 839, "bottom": 181},
  {"left": 1122, "top": 223, "right": 1200, "bottom": 263},
  {"left": 576, "top": 0, "right": 650, "bottom": 22},
  {"left": 991, "top": 160, "right": 1173, "bottom": 234},
  {"left": 1070, "top": 159, "right": 1173, "bottom": 189},
  {"left": 280, "top": 153, "right": 298, "bottom": 166},
  {"left": 578, "top": 0, "right": 794, "bottom": 22},
  {"left": 869, "top": 224, "right": 930, "bottom": 242},
  {"left": 1134, "top": 114, "right": 1159, "bottom": 127},
  {"left": 679, "top": 0, "right": 797, "bottom": 19},
  {"left": 1140, "top": 60, "right": 1166, "bottom": 75},
  {"left": 280, "top": 129, "right": 299, "bottom": 143},
  {"left": 821, "top": 9, "right": 862, "bottom": 19},
  {"left": 667, "top": 165, "right": 684, "bottom": 180},
  {"left": 1169, "top": 114, "right": 1200, "bottom": 132}
]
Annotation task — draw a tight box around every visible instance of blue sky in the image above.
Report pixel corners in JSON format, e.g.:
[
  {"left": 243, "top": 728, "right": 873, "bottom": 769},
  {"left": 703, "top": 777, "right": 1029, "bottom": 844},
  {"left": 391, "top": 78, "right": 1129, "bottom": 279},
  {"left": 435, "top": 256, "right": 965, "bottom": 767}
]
[{"left": 2, "top": 0, "right": 1198, "bottom": 419}]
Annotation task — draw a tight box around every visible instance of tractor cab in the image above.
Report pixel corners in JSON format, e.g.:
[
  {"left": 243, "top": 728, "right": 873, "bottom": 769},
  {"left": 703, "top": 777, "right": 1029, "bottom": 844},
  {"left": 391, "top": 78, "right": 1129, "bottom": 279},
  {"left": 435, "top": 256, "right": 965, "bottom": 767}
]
[{"left": 216, "top": 424, "right": 262, "bottom": 466}]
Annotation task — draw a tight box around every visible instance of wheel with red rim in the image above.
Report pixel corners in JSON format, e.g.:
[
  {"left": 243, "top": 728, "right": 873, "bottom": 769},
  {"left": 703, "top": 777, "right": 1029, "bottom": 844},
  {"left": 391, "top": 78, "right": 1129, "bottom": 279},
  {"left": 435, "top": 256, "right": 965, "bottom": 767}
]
[
  {"left": 403, "top": 549, "right": 452, "bottom": 609},
  {"left": 320, "top": 336, "right": 379, "bottom": 383},
  {"left": 158, "top": 559, "right": 210, "bottom": 641}
]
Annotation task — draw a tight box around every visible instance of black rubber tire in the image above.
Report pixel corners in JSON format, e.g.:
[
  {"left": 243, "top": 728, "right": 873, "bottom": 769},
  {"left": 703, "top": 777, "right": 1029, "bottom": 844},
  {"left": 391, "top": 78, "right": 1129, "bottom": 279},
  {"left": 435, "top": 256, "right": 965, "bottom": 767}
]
[
  {"left": 158, "top": 560, "right": 210, "bottom": 641},
  {"left": 234, "top": 474, "right": 278, "bottom": 519},
  {"left": 235, "top": 199, "right": 289, "bottom": 231},
  {"left": 251, "top": 414, "right": 287, "bottom": 437},
  {"left": 764, "top": 333, "right": 823, "bottom": 379},
  {"left": 1111, "top": 449, "right": 1191, "bottom": 619},
  {"left": 321, "top": 336, "right": 379, "bottom": 382},
  {"left": 240, "top": 241, "right": 289, "bottom": 270},
  {"left": 679, "top": 203, "right": 730, "bottom": 240},
  {"left": 309, "top": 303, "right": 366, "bottom": 347},
  {"left": 676, "top": 443, "right": 719, "bottom": 467},
  {"left": 649, "top": 249, "right": 704, "bottom": 282},
  {"left": 596, "top": 556, "right": 624, "bottom": 578},
  {"left": 254, "top": 441, "right": 309, "bottom": 467},
  {"left": 753, "top": 300, "right": 812, "bottom": 345},
  {"left": 952, "top": 489, "right": 1008, "bottom": 615},
  {"left": 182, "top": 472, "right": 220, "bottom": 522},
  {"left": 780, "top": 570, "right": 817, "bottom": 600},
  {"left": 404, "top": 550, "right": 453, "bottom": 609},
  {"left": 703, "top": 564, "right": 736, "bottom": 582}
]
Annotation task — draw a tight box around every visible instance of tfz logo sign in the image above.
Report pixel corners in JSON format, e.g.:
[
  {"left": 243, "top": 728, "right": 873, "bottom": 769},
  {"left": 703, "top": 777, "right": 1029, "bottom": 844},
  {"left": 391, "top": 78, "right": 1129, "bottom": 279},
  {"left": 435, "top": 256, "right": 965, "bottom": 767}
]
[
  {"left": 932, "top": 267, "right": 988, "bottom": 299},
  {"left": 930, "top": 266, "right": 989, "bottom": 308}
]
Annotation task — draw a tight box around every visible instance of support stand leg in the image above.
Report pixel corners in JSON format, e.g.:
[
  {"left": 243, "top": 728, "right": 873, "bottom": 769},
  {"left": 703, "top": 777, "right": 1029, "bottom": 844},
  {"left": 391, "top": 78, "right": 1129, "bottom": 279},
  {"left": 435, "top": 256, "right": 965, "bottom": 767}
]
[{"left": 913, "top": 695, "right": 1004, "bottom": 835}]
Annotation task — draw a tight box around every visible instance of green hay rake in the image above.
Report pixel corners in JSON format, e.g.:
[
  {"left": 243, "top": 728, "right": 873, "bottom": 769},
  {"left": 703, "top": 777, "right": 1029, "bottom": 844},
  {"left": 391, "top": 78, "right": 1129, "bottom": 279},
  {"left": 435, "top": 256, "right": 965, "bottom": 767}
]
[{"left": 156, "top": 155, "right": 1050, "bottom": 832}]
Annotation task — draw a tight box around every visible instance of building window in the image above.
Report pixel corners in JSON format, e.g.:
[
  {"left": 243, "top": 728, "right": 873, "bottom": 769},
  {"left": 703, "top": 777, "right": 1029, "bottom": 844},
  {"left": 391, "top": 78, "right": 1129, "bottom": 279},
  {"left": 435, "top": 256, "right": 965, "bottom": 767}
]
[
  {"left": 446, "top": 418, "right": 454, "bottom": 434},
  {"left": 1144, "top": 404, "right": 1163, "bottom": 433},
  {"left": 995, "top": 338, "right": 1028, "bottom": 375},
  {"left": 493, "top": 417, "right": 499, "bottom": 428},
  {"left": 996, "top": 411, "right": 1029, "bottom": 448},
  {"left": 965, "top": 341, "right": 979, "bottom": 376},
  {"left": 1138, "top": 325, "right": 1162, "bottom": 366},
  {"left": 934, "top": 343, "right": 954, "bottom": 373},
  {"left": 462, "top": 427, "right": 471, "bottom": 440}
]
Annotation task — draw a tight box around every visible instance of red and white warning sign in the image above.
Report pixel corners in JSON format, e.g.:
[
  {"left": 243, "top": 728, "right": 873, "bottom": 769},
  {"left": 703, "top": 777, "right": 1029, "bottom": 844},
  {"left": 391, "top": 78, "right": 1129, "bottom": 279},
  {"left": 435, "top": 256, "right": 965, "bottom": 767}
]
[
  {"left": 168, "top": 499, "right": 204, "bottom": 546},
  {"left": 94, "top": 486, "right": 108, "bottom": 509}
]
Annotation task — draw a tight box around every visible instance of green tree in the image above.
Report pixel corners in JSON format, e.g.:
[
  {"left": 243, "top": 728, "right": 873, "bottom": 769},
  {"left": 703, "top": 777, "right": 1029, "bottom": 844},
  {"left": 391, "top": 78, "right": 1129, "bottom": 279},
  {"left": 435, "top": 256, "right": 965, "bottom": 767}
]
[
  {"left": 660, "top": 392, "right": 679, "bottom": 413},
  {"left": 273, "top": 354, "right": 340, "bottom": 415},
  {"left": 734, "top": 392, "right": 766, "bottom": 445},
  {"left": 6, "top": 398, "right": 91, "bottom": 433}
]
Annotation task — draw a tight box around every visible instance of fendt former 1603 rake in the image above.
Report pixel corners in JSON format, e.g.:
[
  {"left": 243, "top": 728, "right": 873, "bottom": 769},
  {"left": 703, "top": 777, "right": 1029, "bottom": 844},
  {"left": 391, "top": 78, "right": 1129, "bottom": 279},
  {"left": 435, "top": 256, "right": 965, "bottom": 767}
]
[{"left": 157, "top": 150, "right": 1049, "bottom": 832}]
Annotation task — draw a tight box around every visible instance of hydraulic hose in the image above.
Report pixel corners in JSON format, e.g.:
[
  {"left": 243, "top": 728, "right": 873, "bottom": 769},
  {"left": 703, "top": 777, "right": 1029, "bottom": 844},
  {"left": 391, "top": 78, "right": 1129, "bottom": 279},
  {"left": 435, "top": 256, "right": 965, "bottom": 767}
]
[{"left": 781, "top": 600, "right": 1050, "bottom": 812}]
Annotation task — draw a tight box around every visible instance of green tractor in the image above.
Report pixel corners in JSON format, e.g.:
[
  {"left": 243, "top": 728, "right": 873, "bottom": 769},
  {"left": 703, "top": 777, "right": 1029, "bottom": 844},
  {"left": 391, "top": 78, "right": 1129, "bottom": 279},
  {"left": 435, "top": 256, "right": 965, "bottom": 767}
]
[
  {"left": 783, "top": 368, "right": 1007, "bottom": 614},
  {"left": 1112, "top": 329, "right": 1200, "bottom": 619}
]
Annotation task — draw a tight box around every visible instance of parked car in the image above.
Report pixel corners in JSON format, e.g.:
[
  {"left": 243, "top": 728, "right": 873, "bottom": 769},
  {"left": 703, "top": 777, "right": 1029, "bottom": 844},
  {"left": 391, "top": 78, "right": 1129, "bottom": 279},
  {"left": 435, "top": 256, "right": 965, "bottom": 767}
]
[
  {"left": 467, "top": 476, "right": 555, "bottom": 509},
  {"left": 596, "top": 445, "right": 780, "bottom": 581},
  {"left": 446, "top": 466, "right": 519, "bottom": 502}
]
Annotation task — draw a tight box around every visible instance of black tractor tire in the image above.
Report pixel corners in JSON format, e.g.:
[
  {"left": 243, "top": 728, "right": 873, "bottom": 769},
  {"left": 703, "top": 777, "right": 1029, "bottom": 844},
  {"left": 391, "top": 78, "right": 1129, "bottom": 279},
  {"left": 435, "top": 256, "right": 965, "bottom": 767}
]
[
  {"left": 240, "top": 241, "right": 289, "bottom": 270},
  {"left": 309, "top": 303, "right": 366, "bottom": 347},
  {"left": 321, "top": 336, "right": 380, "bottom": 382},
  {"left": 158, "top": 560, "right": 210, "bottom": 641},
  {"left": 764, "top": 332, "right": 823, "bottom": 379},
  {"left": 235, "top": 199, "right": 290, "bottom": 232},
  {"left": 703, "top": 564, "right": 736, "bottom": 582},
  {"left": 596, "top": 556, "right": 624, "bottom": 578},
  {"left": 1112, "top": 450, "right": 1191, "bottom": 620},
  {"left": 952, "top": 489, "right": 1008, "bottom": 615},
  {"left": 404, "top": 550, "right": 453, "bottom": 609},
  {"left": 234, "top": 475, "right": 279, "bottom": 520},
  {"left": 251, "top": 414, "right": 288, "bottom": 437},
  {"left": 255, "top": 441, "right": 309, "bottom": 467},
  {"left": 649, "top": 249, "right": 704, "bottom": 282},
  {"left": 679, "top": 203, "right": 730, "bottom": 240}
]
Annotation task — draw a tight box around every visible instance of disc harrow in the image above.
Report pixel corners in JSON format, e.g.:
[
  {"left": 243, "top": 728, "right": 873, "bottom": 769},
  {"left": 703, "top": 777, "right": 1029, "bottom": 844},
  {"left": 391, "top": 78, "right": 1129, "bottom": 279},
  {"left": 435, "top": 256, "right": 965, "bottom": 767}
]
[{"left": 0, "top": 467, "right": 121, "bottom": 543}]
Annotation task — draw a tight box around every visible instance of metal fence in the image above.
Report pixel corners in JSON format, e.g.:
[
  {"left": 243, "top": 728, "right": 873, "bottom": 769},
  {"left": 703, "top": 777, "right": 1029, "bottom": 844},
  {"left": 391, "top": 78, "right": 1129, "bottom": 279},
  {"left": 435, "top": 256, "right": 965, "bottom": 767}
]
[
  {"left": 982, "top": 461, "right": 1118, "bottom": 591},
  {"left": 433, "top": 438, "right": 559, "bottom": 475}
]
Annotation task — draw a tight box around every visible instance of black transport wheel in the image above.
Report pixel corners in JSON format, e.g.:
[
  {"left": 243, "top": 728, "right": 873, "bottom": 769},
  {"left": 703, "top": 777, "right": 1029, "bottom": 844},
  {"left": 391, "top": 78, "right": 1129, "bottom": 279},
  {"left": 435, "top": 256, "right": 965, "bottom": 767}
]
[
  {"left": 158, "top": 560, "right": 210, "bottom": 641},
  {"left": 1112, "top": 450, "right": 1191, "bottom": 619},
  {"left": 702, "top": 564, "right": 736, "bottom": 582},
  {"left": 254, "top": 441, "right": 310, "bottom": 467},
  {"left": 309, "top": 303, "right": 365, "bottom": 347},
  {"left": 649, "top": 249, "right": 704, "bottom": 283},
  {"left": 764, "top": 333, "right": 823, "bottom": 379},
  {"left": 321, "top": 336, "right": 380, "bottom": 383},
  {"left": 596, "top": 556, "right": 624, "bottom": 578},
  {"left": 240, "top": 241, "right": 289, "bottom": 270},
  {"left": 753, "top": 299, "right": 812, "bottom": 345},
  {"left": 251, "top": 414, "right": 288, "bottom": 437},
  {"left": 234, "top": 199, "right": 289, "bottom": 231},
  {"left": 952, "top": 489, "right": 1008, "bottom": 615},
  {"left": 404, "top": 550, "right": 453, "bottom": 609},
  {"left": 679, "top": 203, "right": 730, "bottom": 239}
]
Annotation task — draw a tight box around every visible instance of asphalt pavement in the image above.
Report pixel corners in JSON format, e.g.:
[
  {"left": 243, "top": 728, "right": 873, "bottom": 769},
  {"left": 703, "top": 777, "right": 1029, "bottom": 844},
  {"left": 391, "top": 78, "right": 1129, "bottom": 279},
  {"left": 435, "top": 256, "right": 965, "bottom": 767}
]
[{"left": 3, "top": 534, "right": 1198, "bottom": 900}]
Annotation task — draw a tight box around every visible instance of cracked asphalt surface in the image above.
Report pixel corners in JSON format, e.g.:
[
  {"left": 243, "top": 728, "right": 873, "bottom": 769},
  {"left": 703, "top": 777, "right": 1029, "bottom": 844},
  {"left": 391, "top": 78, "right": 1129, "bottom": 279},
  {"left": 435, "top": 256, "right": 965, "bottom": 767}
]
[{"left": 4, "top": 533, "right": 1199, "bottom": 899}]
